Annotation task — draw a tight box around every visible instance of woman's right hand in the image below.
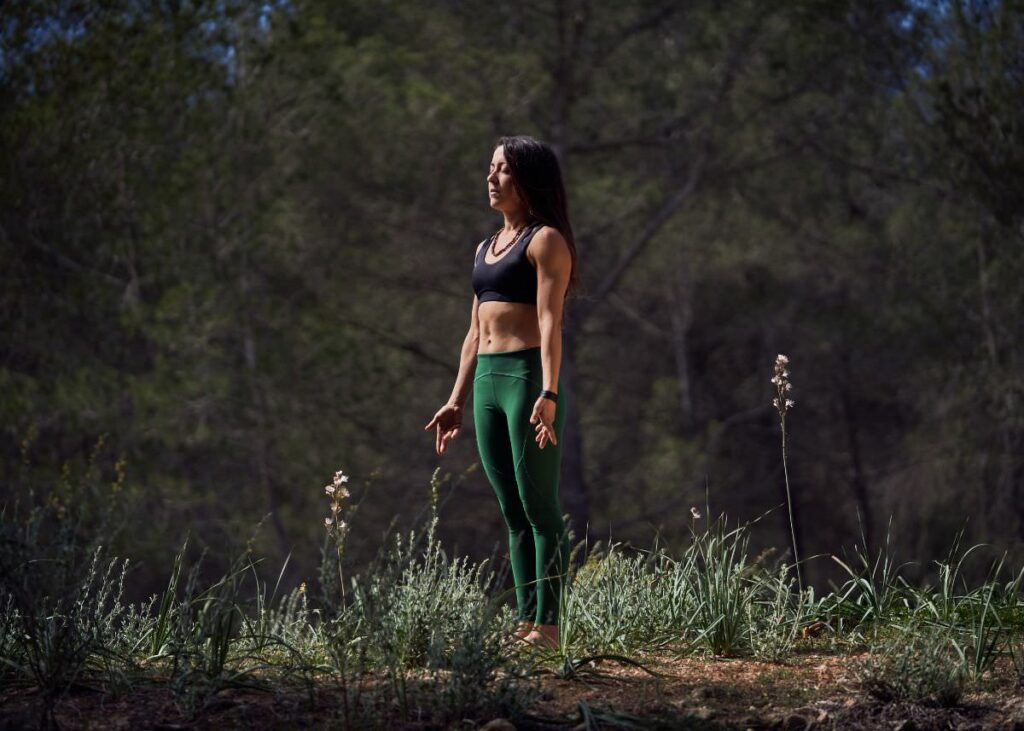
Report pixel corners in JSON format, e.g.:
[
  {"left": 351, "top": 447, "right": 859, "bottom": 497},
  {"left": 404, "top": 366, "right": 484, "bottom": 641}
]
[{"left": 424, "top": 403, "right": 463, "bottom": 455}]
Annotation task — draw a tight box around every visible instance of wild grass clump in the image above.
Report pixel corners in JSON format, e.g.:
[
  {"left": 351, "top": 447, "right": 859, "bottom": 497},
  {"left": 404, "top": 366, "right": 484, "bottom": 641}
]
[
  {"left": 565, "top": 540, "right": 680, "bottom": 655},
  {"left": 826, "top": 520, "right": 916, "bottom": 640},
  {"left": 746, "top": 561, "right": 814, "bottom": 661},
  {"left": 348, "top": 521, "right": 494, "bottom": 669},
  {"left": 856, "top": 621, "right": 968, "bottom": 706},
  {"left": 0, "top": 436, "right": 138, "bottom": 729},
  {"left": 311, "top": 466, "right": 539, "bottom": 727},
  {"left": 564, "top": 510, "right": 816, "bottom": 660}
]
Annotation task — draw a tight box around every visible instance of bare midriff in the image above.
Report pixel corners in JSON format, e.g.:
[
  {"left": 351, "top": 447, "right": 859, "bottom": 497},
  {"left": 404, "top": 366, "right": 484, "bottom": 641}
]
[{"left": 477, "top": 301, "right": 540, "bottom": 353}]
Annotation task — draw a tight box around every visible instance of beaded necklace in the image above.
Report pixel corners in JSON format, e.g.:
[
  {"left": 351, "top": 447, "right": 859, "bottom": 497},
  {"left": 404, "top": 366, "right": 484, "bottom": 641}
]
[{"left": 487, "top": 219, "right": 534, "bottom": 260}]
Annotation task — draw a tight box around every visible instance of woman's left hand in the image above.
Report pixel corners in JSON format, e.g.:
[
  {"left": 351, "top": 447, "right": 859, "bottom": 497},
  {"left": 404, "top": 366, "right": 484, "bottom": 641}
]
[{"left": 530, "top": 396, "right": 558, "bottom": 449}]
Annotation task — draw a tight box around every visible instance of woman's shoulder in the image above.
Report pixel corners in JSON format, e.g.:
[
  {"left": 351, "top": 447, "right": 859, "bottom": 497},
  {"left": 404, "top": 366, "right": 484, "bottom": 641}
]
[
  {"left": 526, "top": 225, "right": 569, "bottom": 264},
  {"left": 532, "top": 224, "right": 566, "bottom": 243}
]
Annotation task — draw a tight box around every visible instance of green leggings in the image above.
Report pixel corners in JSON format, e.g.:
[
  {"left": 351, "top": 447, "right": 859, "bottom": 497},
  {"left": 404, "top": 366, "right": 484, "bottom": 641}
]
[{"left": 473, "top": 346, "right": 569, "bottom": 626}]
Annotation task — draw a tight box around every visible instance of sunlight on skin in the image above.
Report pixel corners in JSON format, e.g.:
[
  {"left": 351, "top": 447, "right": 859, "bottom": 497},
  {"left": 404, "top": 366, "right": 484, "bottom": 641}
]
[
  {"left": 522, "top": 623, "right": 560, "bottom": 649},
  {"left": 513, "top": 621, "right": 535, "bottom": 639}
]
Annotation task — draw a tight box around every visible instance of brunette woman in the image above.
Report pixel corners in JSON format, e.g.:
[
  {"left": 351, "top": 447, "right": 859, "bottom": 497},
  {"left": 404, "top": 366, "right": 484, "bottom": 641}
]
[{"left": 424, "top": 135, "right": 579, "bottom": 649}]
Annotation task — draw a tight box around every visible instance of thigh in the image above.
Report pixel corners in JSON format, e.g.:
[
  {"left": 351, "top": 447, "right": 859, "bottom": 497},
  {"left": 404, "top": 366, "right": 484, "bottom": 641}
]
[
  {"left": 502, "top": 373, "right": 566, "bottom": 520},
  {"left": 473, "top": 372, "right": 521, "bottom": 510}
]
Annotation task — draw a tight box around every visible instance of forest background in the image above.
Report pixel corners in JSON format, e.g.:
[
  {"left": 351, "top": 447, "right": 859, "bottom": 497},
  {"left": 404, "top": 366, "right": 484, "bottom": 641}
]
[{"left": 2, "top": 0, "right": 1022, "bottom": 605}]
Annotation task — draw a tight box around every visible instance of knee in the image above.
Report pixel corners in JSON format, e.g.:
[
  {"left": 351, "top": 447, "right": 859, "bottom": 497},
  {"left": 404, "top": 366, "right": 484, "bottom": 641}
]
[
  {"left": 496, "top": 499, "right": 530, "bottom": 533},
  {"left": 520, "top": 495, "right": 565, "bottom": 535}
]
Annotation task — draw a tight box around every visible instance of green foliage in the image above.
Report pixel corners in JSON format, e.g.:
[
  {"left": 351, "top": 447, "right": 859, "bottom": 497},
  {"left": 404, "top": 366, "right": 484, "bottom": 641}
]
[
  {"left": 3, "top": 457, "right": 1024, "bottom": 726},
  {"left": 746, "top": 562, "right": 814, "bottom": 661},
  {"left": 856, "top": 622, "right": 968, "bottom": 707},
  {"left": 347, "top": 518, "right": 495, "bottom": 669},
  {"left": 2, "top": 0, "right": 1024, "bottom": 597},
  {"left": 829, "top": 521, "right": 917, "bottom": 632},
  {"left": 0, "top": 441, "right": 139, "bottom": 726},
  {"left": 3, "top": 12, "right": 1024, "bottom": 726},
  {"left": 563, "top": 512, "right": 816, "bottom": 661}
]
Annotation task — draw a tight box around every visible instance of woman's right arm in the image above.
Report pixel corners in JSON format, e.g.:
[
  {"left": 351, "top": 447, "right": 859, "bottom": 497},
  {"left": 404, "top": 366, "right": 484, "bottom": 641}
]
[{"left": 446, "top": 294, "right": 481, "bottom": 408}]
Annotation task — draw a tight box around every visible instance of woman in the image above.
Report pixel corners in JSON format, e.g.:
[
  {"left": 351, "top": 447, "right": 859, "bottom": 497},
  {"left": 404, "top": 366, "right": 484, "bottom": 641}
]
[{"left": 424, "top": 135, "right": 579, "bottom": 650}]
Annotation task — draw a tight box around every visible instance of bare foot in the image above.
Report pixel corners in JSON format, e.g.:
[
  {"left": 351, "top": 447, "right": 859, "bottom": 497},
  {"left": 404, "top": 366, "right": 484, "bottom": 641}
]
[
  {"left": 522, "top": 624, "right": 560, "bottom": 649},
  {"left": 512, "top": 621, "right": 534, "bottom": 639}
]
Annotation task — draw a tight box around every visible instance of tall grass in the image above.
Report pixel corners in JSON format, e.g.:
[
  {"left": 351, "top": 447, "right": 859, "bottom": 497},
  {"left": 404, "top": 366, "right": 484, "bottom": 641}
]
[
  {"left": 2, "top": 435, "right": 1024, "bottom": 727},
  {"left": 560, "top": 510, "right": 816, "bottom": 661}
]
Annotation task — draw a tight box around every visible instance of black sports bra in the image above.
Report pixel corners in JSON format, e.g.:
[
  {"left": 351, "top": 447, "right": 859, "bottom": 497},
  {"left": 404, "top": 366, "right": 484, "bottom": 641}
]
[{"left": 471, "top": 222, "right": 543, "bottom": 305}]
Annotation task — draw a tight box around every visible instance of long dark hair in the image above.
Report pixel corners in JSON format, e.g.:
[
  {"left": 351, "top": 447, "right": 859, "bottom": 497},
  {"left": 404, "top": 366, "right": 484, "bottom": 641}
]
[{"left": 497, "top": 135, "right": 581, "bottom": 301}]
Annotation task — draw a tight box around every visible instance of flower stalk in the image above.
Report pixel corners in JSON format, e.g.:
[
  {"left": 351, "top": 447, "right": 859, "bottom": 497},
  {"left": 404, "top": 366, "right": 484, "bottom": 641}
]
[
  {"left": 325, "top": 469, "right": 352, "bottom": 605},
  {"left": 771, "top": 354, "right": 802, "bottom": 592}
]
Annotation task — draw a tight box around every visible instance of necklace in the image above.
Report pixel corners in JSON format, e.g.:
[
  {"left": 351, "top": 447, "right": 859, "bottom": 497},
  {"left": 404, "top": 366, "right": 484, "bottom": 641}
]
[{"left": 488, "top": 220, "right": 533, "bottom": 259}]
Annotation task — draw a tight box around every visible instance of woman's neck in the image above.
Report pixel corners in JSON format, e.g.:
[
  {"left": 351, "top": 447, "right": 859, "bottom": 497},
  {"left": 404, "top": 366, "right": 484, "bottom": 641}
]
[{"left": 501, "top": 209, "right": 532, "bottom": 233}]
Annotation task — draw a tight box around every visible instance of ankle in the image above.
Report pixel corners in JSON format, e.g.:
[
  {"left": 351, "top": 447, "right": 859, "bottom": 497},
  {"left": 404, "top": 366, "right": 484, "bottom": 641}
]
[{"left": 513, "top": 621, "right": 534, "bottom": 637}]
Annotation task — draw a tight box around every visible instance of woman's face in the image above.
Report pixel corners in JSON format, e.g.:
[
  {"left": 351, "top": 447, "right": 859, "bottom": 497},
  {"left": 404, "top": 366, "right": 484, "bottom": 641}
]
[{"left": 487, "top": 145, "right": 523, "bottom": 213}]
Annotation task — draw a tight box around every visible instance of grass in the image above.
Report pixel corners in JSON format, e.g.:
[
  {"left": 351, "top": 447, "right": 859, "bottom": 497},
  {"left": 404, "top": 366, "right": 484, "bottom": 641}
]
[
  {"left": 3, "top": 466, "right": 1024, "bottom": 730},
  {"left": 3, "top": 355, "right": 1023, "bottom": 728}
]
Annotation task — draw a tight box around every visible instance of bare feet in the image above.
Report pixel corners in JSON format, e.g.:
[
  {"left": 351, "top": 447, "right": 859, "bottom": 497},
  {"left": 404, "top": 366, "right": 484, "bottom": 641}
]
[
  {"left": 522, "top": 623, "right": 559, "bottom": 650},
  {"left": 512, "top": 621, "right": 534, "bottom": 639}
]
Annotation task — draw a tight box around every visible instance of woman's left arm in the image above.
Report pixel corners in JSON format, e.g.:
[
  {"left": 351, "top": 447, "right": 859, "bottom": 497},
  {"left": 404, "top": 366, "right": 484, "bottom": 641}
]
[{"left": 530, "top": 227, "right": 572, "bottom": 447}]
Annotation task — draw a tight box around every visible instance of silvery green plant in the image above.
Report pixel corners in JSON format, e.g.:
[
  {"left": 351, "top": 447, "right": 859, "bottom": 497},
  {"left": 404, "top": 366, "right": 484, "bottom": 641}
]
[
  {"left": 559, "top": 511, "right": 813, "bottom": 661},
  {"left": 410, "top": 596, "right": 540, "bottom": 725},
  {"left": 157, "top": 540, "right": 281, "bottom": 718},
  {"left": 856, "top": 621, "right": 967, "bottom": 706},
  {"left": 690, "top": 512, "right": 759, "bottom": 656},
  {"left": 953, "top": 550, "right": 1016, "bottom": 683},
  {"left": 336, "top": 494, "right": 494, "bottom": 671},
  {"left": 0, "top": 492, "right": 135, "bottom": 729},
  {"left": 913, "top": 528, "right": 988, "bottom": 625},
  {"left": 746, "top": 562, "right": 813, "bottom": 661},
  {"left": 324, "top": 497, "right": 538, "bottom": 726},
  {"left": 829, "top": 519, "right": 915, "bottom": 635},
  {"left": 564, "top": 542, "right": 674, "bottom": 656}
]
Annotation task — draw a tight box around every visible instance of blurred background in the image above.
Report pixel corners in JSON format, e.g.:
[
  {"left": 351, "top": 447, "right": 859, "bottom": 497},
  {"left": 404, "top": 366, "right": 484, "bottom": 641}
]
[{"left": 2, "top": 0, "right": 1021, "bottom": 602}]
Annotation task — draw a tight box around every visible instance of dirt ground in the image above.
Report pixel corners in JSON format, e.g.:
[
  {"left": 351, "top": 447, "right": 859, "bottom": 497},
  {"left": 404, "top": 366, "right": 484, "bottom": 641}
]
[
  {"left": 521, "top": 648, "right": 1024, "bottom": 729},
  {"left": 3, "top": 649, "right": 1024, "bottom": 730}
]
